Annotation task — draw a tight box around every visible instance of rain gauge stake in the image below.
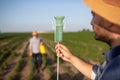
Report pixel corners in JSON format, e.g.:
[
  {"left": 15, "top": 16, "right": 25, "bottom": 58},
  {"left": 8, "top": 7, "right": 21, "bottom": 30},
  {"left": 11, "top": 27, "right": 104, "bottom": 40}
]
[{"left": 54, "top": 16, "right": 65, "bottom": 80}]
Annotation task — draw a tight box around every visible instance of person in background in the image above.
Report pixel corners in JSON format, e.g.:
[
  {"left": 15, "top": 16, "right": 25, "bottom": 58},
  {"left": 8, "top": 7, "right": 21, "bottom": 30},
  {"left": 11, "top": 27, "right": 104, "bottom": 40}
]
[
  {"left": 29, "top": 31, "right": 42, "bottom": 72},
  {"left": 55, "top": 0, "right": 120, "bottom": 80}
]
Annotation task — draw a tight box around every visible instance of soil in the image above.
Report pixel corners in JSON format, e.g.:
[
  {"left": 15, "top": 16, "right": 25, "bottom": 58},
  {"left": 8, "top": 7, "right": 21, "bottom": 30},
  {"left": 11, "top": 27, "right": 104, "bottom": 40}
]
[{"left": 0, "top": 40, "right": 91, "bottom": 80}]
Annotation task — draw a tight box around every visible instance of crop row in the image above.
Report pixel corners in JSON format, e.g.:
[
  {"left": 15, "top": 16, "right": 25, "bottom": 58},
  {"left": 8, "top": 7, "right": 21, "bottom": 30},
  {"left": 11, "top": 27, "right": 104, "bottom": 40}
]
[
  {"left": 0, "top": 37, "right": 29, "bottom": 70},
  {"left": 0, "top": 33, "right": 30, "bottom": 40},
  {"left": 9, "top": 42, "right": 29, "bottom": 80},
  {"left": 0, "top": 33, "right": 30, "bottom": 52},
  {"left": 9, "top": 54, "right": 25, "bottom": 80},
  {"left": 0, "top": 33, "right": 30, "bottom": 80}
]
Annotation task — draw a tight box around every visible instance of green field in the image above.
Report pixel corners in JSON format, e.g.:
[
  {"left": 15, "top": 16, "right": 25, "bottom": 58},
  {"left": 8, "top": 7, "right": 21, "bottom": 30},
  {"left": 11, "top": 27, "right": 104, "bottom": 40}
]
[
  {"left": 0, "top": 31, "right": 109, "bottom": 80},
  {"left": 0, "top": 32, "right": 109, "bottom": 63},
  {"left": 39, "top": 31, "right": 109, "bottom": 63}
]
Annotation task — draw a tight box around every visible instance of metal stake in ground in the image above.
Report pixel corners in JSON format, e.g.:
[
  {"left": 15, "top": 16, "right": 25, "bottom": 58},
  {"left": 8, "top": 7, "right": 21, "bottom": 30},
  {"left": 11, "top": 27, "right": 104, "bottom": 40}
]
[{"left": 54, "top": 16, "right": 65, "bottom": 80}]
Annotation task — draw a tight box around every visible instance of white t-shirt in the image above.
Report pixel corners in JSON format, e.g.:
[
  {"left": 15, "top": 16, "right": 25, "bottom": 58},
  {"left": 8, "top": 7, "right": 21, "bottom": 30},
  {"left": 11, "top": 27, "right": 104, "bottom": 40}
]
[{"left": 29, "top": 37, "right": 41, "bottom": 54}]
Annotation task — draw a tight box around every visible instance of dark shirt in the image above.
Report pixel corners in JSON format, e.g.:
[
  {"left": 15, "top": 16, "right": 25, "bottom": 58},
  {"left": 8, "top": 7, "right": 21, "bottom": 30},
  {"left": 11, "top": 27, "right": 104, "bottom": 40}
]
[{"left": 92, "top": 45, "right": 120, "bottom": 80}]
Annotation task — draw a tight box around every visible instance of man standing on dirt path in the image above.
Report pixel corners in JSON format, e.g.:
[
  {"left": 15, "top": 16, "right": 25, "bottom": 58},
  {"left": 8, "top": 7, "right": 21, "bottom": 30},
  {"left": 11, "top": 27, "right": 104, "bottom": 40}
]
[
  {"left": 55, "top": 0, "right": 120, "bottom": 80},
  {"left": 29, "top": 31, "right": 42, "bottom": 72}
]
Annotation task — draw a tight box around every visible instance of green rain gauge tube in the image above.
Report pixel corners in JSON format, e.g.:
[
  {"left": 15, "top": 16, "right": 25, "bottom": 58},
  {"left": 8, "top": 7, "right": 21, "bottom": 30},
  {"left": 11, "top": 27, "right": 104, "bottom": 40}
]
[{"left": 54, "top": 16, "right": 65, "bottom": 80}]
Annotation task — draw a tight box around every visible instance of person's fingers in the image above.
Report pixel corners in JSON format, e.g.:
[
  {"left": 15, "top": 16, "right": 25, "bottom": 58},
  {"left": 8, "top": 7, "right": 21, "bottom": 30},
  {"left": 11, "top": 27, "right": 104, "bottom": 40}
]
[
  {"left": 55, "top": 44, "right": 58, "bottom": 49},
  {"left": 55, "top": 44, "right": 63, "bottom": 53},
  {"left": 57, "top": 52, "right": 64, "bottom": 58},
  {"left": 55, "top": 46, "right": 64, "bottom": 57},
  {"left": 55, "top": 44, "right": 66, "bottom": 50},
  {"left": 59, "top": 44, "right": 69, "bottom": 52},
  {"left": 56, "top": 48, "right": 60, "bottom": 54},
  {"left": 59, "top": 46, "right": 64, "bottom": 53},
  {"left": 55, "top": 43, "right": 61, "bottom": 50},
  {"left": 55, "top": 44, "right": 69, "bottom": 59}
]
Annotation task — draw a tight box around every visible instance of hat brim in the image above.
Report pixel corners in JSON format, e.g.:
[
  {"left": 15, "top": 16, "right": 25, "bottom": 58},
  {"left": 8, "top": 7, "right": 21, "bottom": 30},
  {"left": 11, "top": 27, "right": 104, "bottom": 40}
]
[{"left": 83, "top": 0, "right": 120, "bottom": 26}]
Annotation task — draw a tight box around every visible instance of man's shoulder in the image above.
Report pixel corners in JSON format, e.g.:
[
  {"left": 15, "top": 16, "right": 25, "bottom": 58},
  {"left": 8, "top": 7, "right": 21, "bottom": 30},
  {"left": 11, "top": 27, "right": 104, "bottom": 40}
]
[
  {"left": 112, "top": 54, "right": 120, "bottom": 65},
  {"left": 101, "top": 56, "right": 120, "bottom": 80},
  {"left": 38, "top": 37, "right": 42, "bottom": 41},
  {"left": 107, "top": 55, "right": 120, "bottom": 70}
]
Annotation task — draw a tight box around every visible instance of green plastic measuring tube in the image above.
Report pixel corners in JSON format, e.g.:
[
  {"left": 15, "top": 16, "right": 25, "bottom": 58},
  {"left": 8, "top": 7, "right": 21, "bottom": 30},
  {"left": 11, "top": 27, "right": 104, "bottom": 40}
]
[
  {"left": 54, "top": 16, "right": 65, "bottom": 42},
  {"left": 54, "top": 16, "right": 65, "bottom": 80}
]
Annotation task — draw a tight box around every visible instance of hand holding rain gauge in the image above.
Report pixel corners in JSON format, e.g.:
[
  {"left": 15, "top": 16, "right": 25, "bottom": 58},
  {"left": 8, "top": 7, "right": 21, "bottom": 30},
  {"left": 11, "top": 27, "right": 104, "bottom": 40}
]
[{"left": 54, "top": 16, "right": 65, "bottom": 80}]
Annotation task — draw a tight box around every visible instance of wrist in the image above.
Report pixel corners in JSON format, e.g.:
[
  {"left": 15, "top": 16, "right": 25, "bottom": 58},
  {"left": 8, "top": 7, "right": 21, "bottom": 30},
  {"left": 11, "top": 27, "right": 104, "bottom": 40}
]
[{"left": 69, "top": 54, "right": 75, "bottom": 63}]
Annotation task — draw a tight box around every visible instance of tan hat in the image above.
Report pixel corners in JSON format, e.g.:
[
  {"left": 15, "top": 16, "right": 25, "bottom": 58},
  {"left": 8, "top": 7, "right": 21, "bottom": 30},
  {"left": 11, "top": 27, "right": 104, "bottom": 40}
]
[
  {"left": 83, "top": 0, "right": 120, "bottom": 26},
  {"left": 32, "top": 31, "right": 38, "bottom": 36}
]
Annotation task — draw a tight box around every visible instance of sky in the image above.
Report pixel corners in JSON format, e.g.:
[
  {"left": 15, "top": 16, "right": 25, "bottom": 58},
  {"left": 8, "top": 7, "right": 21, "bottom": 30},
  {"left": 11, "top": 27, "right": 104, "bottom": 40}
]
[{"left": 0, "top": 0, "right": 93, "bottom": 32}]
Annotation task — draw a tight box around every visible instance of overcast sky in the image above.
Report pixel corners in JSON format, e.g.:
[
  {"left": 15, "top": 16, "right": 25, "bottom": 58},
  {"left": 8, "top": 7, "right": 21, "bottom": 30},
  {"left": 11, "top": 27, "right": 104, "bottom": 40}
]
[{"left": 0, "top": 0, "right": 92, "bottom": 32}]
